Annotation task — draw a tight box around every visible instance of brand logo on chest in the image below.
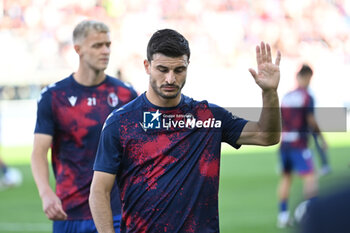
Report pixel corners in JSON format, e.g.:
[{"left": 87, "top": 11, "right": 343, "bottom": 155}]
[{"left": 68, "top": 96, "right": 77, "bottom": 106}]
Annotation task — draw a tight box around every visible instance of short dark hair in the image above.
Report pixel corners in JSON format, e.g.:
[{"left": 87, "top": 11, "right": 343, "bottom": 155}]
[
  {"left": 297, "top": 64, "right": 313, "bottom": 78},
  {"left": 147, "top": 29, "right": 190, "bottom": 61}
]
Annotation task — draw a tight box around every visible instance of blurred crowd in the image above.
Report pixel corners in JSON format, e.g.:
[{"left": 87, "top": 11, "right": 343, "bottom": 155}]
[{"left": 0, "top": 0, "right": 350, "bottom": 105}]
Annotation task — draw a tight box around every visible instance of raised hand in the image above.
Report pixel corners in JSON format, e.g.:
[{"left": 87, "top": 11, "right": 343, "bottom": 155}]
[{"left": 249, "top": 42, "right": 281, "bottom": 92}]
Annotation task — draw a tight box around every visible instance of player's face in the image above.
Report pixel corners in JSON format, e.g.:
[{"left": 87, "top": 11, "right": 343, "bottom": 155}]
[
  {"left": 78, "top": 31, "right": 111, "bottom": 71},
  {"left": 144, "top": 53, "right": 189, "bottom": 100},
  {"left": 297, "top": 75, "right": 312, "bottom": 88}
]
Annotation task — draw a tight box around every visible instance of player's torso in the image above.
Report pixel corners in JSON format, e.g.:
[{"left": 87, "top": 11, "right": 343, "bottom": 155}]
[
  {"left": 52, "top": 80, "right": 128, "bottom": 146},
  {"left": 118, "top": 101, "right": 222, "bottom": 185},
  {"left": 281, "top": 89, "right": 312, "bottom": 147},
  {"left": 49, "top": 76, "right": 134, "bottom": 219},
  {"left": 117, "top": 98, "right": 222, "bottom": 232}
]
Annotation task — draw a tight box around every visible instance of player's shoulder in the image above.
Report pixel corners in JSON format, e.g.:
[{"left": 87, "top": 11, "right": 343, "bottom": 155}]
[
  {"left": 305, "top": 89, "right": 314, "bottom": 100},
  {"left": 105, "top": 75, "right": 136, "bottom": 90},
  {"left": 102, "top": 95, "right": 142, "bottom": 129},
  {"left": 296, "top": 88, "right": 313, "bottom": 105},
  {"left": 182, "top": 95, "right": 231, "bottom": 119},
  {"left": 282, "top": 88, "right": 311, "bottom": 107},
  {"left": 285, "top": 88, "right": 302, "bottom": 97},
  {"left": 38, "top": 75, "right": 73, "bottom": 101},
  {"left": 44, "top": 74, "right": 73, "bottom": 90},
  {"left": 182, "top": 95, "right": 223, "bottom": 110},
  {"left": 111, "top": 94, "right": 143, "bottom": 116},
  {"left": 182, "top": 95, "right": 210, "bottom": 108},
  {"left": 295, "top": 88, "right": 312, "bottom": 98}
]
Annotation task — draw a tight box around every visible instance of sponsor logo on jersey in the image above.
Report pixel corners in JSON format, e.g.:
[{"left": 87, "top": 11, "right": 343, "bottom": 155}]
[
  {"left": 108, "top": 92, "right": 119, "bottom": 107},
  {"left": 68, "top": 96, "right": 77, "bottom": 106}
]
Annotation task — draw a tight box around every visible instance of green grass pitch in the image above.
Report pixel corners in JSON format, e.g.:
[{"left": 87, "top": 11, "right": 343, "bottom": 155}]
[{"left": 0, "top": 132, "right": 349, "bottom": 233}]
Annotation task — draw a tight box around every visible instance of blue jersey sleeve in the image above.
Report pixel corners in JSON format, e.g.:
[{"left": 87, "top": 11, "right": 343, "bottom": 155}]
[
  {"left": 130, "top": 86, "right": 139, "bottom": 100},
  {"left": 94, "top": 113, "right": 122, "bottom": 174},
  {"left": 34, "top": 88, "right": 55, "bottom": 135},
  {"left": 210, "top": 104, "right": 248, "bottom": 149}
]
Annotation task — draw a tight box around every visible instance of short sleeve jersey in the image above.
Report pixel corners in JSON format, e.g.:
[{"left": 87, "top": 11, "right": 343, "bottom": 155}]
[
  {"left": 34, "top": 74, "right": 138, "bottom": 220},
  {"left": 281, "top": 87, "right": 314, "bottom": 148},
  {"left": 94, "top": 93, "right": 247, "bottom": 232}
]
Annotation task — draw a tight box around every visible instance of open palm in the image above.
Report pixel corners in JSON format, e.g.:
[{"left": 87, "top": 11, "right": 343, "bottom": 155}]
[{"left": 249, "top": 42, "right": 281, "bottom": 91}]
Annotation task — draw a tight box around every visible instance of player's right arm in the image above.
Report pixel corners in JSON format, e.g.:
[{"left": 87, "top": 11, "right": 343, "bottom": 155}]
[
  {"left": 307, "top": 113, "right": 327, "bottom": 150},
  {"left": 31, "top": 133, "right": 67, "bottom": 220},
  {"left": 237, "top": 42, "right": 281, "bottom": 146},
  {"left": 89, "top": 171, "right": 116, "bottom": 233},
  {"left": 90, "top": 111, "right": 122, "bottom": 232},
  {"left": 32, "top": 85, "right": 67, "bottom": 220}
]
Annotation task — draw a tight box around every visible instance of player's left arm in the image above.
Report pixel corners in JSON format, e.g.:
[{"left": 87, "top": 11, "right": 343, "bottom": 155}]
[{"left": 237, "top": 42, "right": 281, "bottom": 146}]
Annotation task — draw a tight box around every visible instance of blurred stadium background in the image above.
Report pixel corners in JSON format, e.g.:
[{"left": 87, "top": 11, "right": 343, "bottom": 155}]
[{"left": 0, "top": 0, "right": 349, "bottom": 232}]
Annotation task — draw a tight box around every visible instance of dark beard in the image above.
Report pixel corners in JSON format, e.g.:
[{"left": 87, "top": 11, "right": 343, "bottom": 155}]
[{"left": 151, "top": 81, "right": 186, "bottom": 99}]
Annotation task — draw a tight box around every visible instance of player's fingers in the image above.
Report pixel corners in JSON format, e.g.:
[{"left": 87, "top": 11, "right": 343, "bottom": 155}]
[
  {"left": 45, "top": 202, "right": 67, "bottom": 220},
  {"left": 54, "top": 203, "right": 67, "bottom": 220},
  {"left": 49, "top": 214, "right": 66, "bottom": 221},
  {"left": 248, "top": 68, "right": 257, "bottom": 80},
  {"left": 275, "top": 50, "right": 281, "bottom": 66},
  {"left": 44, "top": 206, "right": 56, "bottom": 220},
  {"left": 52, "top": 212, "right": 67, "bottom": 221},
  {"left": 55, "top": 212, "right": 67, "bottom": 220},
  {"left": 47, "top": 210, "right": 66, "bottom": 220},
  {"left": 255, "top": 45, "right": 261, "bottom": 65},
  {"left": 266, "top": 43, "right": 272, "bottom": 63},
  {"left": 260, "top": 42, "right": 266, "bottom": 63}
]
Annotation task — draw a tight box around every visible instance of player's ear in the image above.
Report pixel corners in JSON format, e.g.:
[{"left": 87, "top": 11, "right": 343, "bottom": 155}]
[
  {"left": 74, "top": 44, "right": 81, "bottom": 55},
  {"left": 144, "top": 59, "right": 151, "bottom": 75}
]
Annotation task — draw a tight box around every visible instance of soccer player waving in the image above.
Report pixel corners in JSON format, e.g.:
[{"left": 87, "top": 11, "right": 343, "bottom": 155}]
[{"left": 90, "top": 29, "right": 281, "bottom": 233}]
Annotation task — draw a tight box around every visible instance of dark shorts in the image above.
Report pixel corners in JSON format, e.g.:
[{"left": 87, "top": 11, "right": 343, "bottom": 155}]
[
  {"left": 53, "top": 215, "right": 121, "bottom": 233},
  {"left": 279, "top": 145, "right": 314, "bottom": 175}
]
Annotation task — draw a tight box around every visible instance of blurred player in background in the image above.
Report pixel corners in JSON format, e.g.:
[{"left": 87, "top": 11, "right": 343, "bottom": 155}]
[
  {"left": 0, "top": 156, "right": 22, "bottom": 188},
  {"left": 31, "top": 20, "right": 138, "bottom": 233},
  {"left": 0, "top": 109, "right": 23, "bottom": 189},
  {"left": 89, "top": 29, "right": 281, "bottom": 233},
  {"left": 277, "top": 64, "right": 327, "bottom": 228}
]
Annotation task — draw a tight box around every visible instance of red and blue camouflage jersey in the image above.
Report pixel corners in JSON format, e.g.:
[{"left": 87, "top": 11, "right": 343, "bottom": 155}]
[
  {"left": 94, "top": 93, "right": 247, "bottom": 232},
  {"left": 281, "top": 87, "right": 315, "bottom": 148},
  {"left": 34, "top": 74, "right": 138, "bottom": 220}
]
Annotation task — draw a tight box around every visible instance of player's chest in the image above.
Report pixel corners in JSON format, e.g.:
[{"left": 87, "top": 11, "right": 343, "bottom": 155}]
[
  {"left": 51, "top": 90, "right": 121, "bottom": 124},
  {"left": 55, "top": 91, "right": 120, "bottom": 108}
]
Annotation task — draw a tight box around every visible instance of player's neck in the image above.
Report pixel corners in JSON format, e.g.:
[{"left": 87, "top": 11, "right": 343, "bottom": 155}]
[
  {"left": 146, "top": 90, "right": 181, "bottom": 108},
  {"left": 297, "top": 83, "right": 309, "bottom": 90},
  {"left": 74, "top": 68, "right": 106, "bottom": 87}
]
